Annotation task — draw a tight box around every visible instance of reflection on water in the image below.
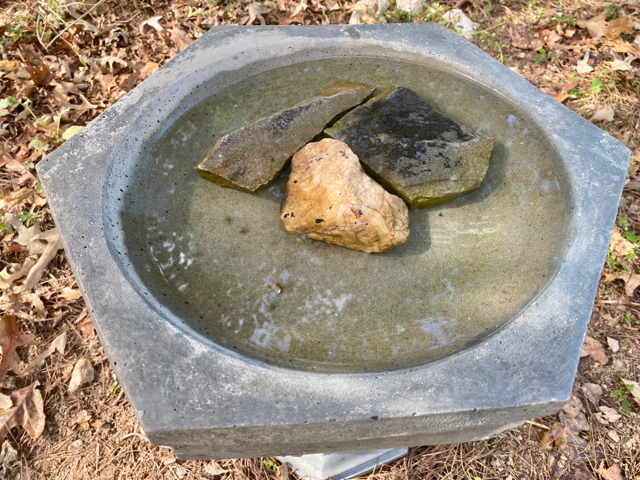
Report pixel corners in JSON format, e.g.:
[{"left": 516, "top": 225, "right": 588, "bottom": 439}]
[{"left": 120, "top": 57, "right": 571, "bottom": 373}]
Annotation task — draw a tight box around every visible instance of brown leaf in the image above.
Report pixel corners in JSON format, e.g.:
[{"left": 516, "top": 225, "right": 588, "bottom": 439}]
[
  {"left": 137, "top": 61, "right": 159, "bottom": 81},
  {"left": 597, "top": 463, "right": 624, "bottom": 480},
  {"left": 0, "top": 314, "right": 37, "bottom": 383},
  {"left": 624, "top": 273, "right": 640, "bottom": 298},
  {"left": 581, "top": 383, "right": 603, "bottom": 406},
  {"left": 605, "top": 38, "right": 640, "bottom": 56},
  {"left": 0, "top": 381, "right": 45, "bottom": 444},
  {"left": 0, "top": 257, "right": 37, "bottom": 290},
  {"left": 6, "top": 215, "right": 64, "bottom": 292},
  {"left": 24, "top": 332, "right": 67, "bottom": 374},
  {"left": 621, "top": 378, "right": 640, "bottom": 407},
  {"left": 583, "top": 336, "right": 608, "bottom": 365},
  {"left": 0, "top": 60, "right": 21, "bottom": 71},
  {"left": 170, "top": 28, "right": 193, "bottom": 54},
  {"left": 610, "top": 226, "right": 634, "bottom": 256},
  {"left": 20, "top": 292, "right": 46, "bottom": 318},
  {"left": 0, "top": 393, "right": 11, "bottom": 410},
  {"left": 599, "top": 406, "right": 622, "bottom": 423},
  {"left": 58, "top": 287, "right": 82, "bottom": 302},
  {"left": 140, "top": 15, "right": 164, "bottom": 34},
  {"left": 578, "top": 12, "right": 607, "bottom": 38},
  {"left": 576, "top": 48, "right": 594, "bottom": 74},
  {"left": 604, "top": 17, "right": 634, "bottom": 40},
  {"left": 560, "top": 395, "right": 590, "bottom": 433},
  {"left": 0, "top": 187, "right": 44, "bottom": 215}
]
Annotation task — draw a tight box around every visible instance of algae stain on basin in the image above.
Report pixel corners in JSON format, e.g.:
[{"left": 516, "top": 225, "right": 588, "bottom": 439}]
[{"left": 120, "top": 56, "right": 571, "bottom": 373}]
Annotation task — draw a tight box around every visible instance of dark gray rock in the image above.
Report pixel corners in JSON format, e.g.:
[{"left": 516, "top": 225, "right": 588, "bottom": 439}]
[
  {"left": 326, "top": 87, "right": 493, "bottom": 209},
  {"left": 196, "top": 81, "right": 374, "bottom": 191}
]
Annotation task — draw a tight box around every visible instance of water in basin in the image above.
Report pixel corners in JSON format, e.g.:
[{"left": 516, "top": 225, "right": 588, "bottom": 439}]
[{"left": 120, "top": 56, "right": 571, "bottom": 373}]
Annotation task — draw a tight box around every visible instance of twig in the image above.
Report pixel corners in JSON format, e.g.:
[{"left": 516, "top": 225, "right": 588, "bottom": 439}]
[{"left": 525, "top": 420, "right": 551, "bottom": 430}]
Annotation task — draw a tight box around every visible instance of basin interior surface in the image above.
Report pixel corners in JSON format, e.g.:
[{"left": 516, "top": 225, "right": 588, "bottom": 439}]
[{"left": 119, "top": 55, "right": 572, "bottom": 373}]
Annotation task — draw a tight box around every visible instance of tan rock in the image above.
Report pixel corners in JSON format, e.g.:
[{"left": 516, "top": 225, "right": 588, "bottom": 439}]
[
  {"left": 69, "top": 358, "right": 95, "bottom": 392},
  {"left": 281, "top": 139, "right": 409, "bottom": 253}
]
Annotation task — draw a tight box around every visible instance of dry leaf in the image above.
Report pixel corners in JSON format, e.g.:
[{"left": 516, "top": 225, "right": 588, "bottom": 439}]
[
  {"left": 621, "top": 378, "right": 640, "bottom": 407},
  {"left": 0, "top": 187, "right": 45, "bottom": 215},
  {"left": 202, "top": 461, "right": 227, "bottom": 477},
  {"left": 605, "top": 38, "right": 640, "bottom": 56},
  {"left": 140, "top": 15, "right": 164, "bottom": 34},
  {"left": 0, "top": 393, "right": 12, "bottom": 410},
  {"left": 582, "top": 383, "right": 603, "bottom": 406},
  {"left": 560, "top": 395, "right": 589, "bottom": 433},
  {"left": 290, "top": 1, "right": 308, "bottom": 17},
  {"left": 611, "top": 226, "right": 634, "bottom": 256},
  {"left": 607, "top": 430, "right": 620, "bottom": 443},
  {"left": 583, "top": 336, "right": 608, "bottom": 365},
  {"left": 599, "top": 406, "right": 622, "bottom": 423},
  {"left": 605, "top": 16, "right": 634, "bottom": 40},
  {"left": 0, "top": 381, "right": 45, "bottom": 443},
  {"left": 624, "top": 273, "right": 640, "bottom": 297},
  {"left": 170, "top": 28, "right": 193, "bottom": 54},
  {"left": 576, "top": 48, "right": 594, "bottom": 74},
  {"left": 20, "top": 292, "right": 46, "bottom": 318},
  {"left": 0, "top": 314, "right": 37, "bottom": 383},
  {"left": 99, "top": 56, "right": 128, "bottom": 72},
  {"left": 577, "top": 12, "right": 607, "bottom": 38},
  {"left": 244, "top": 3, "right": 271, "bottom": 25},
  {"left": 138, "top": 61, "right": 159, "bottom": 81},
  {"left": 607, "top": 337, "right": 620, "bottom": 353},
  {"left": 609, "top": 51, "right": 637, "bottom": 71},
  {"left": 59, "top": 287, "right": 82, "bottom": 302},
  {"left": 597, "top": 463, "right": 624, "bottom": 480},
  {"left": 6, "top": 215, "right": 64, "bottom": 292},
  {"left": 591, "top": 104, "right": 615, "bottom": 122},
  {"left": 0, "top": 257, "right": 37, "bottom": 289},
  {"left": 0, "top": 60, "right": 21, "bottom": 71},
  {"left": 25, "top": 332, "right": 67, "bottom": 374}
]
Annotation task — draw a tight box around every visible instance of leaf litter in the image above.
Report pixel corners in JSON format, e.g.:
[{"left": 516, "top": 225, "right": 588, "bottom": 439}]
[{"left": 1, "top": 0, "right": 639, "bottom": 478}]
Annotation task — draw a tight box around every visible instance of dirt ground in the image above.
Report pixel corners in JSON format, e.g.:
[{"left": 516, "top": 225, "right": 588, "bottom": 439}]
[{"left": 1, "top": 0, "right": 639, "bottom": 479}]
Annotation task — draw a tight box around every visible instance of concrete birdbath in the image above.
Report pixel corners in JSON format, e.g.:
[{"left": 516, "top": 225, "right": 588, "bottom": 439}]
[{"left": 38, "top": 23, "right": 629, "bottom": 476}]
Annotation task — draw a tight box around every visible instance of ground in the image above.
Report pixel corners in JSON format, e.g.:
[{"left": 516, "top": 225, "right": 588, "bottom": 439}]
[{"left": 0, "top": 0, "right": 639, "bottom": 479}]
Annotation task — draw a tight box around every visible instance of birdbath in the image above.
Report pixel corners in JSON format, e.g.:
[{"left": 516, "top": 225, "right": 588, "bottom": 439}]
[{"left": 38, "top": 24, "right": 629, "bottom": 479}]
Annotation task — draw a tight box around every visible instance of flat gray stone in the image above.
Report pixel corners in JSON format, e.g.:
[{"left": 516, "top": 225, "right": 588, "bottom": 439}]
[
  {"left": 196, "top": 81, "right": 374, "bottom": 191},
  {"left": 326, "top": 87, "right": 493, "bottom": 209}
]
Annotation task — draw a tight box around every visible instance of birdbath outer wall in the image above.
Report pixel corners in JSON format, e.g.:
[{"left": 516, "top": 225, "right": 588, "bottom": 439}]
[{"left": 37, "top": 24, "right": 630, "bottom": 459}]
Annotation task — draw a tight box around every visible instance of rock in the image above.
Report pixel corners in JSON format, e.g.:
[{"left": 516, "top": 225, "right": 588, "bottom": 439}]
[
  {"left": 69, "top": 358, "right": 95, "bottom": 392},
  {"left": 281, "top": 139, "right": 409, "bottom": 253},
  {"left": 326, "top": 87, "right": 493, "bottom": 209},
  {"left": 196, "top": 81, "right": 375, "bottom": 191}
]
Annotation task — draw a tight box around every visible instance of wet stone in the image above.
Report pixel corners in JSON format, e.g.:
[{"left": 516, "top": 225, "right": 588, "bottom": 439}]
[
  {"left": 196, "top": 81, "right": 374, "bottom": 191},
  {"left": 281, "top": 138, "right": 409, "bottom": 253},
  {"left": 326, "top": 87, "right": 494, "bottom": 209}
]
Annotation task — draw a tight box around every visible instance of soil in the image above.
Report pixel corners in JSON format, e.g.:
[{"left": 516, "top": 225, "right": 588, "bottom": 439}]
[{"left": 0, "top": 0, "right": 639, "bottom": 479}]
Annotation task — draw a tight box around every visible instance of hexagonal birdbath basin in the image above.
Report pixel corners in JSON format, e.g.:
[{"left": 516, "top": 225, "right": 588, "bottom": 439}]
[{"left": 38, "top": 24, "right": 629, "bottom": 463}]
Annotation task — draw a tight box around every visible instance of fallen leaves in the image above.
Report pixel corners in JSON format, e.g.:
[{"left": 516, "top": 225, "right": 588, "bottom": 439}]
[
  {"left": 25, "top": 332, "right": 67, "bottom": 374},
  {"left": 597, "top": 462, "right": 624, "bottom": 480},
  {"left": 576, "top": 48, "right": 594, "bottom": 74},
  {"left": 3, "top": 214, "right": 64, "bottom": 293},
  {"left": 0, "top": 314, "right": 37, "bottom": 383},
  {"left": 583, "top": 336, "right": 608, "bottom": 365},
  {"left": 577, "top": 12, "right": 634, "bottom": 40},
  {"left": 598, "top": 405, "right": 622, "bottom": 423},
  {"left": 0, "top": 381, "right": 45, "bottom": 444}
]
